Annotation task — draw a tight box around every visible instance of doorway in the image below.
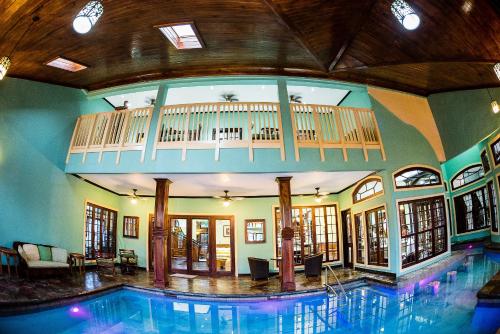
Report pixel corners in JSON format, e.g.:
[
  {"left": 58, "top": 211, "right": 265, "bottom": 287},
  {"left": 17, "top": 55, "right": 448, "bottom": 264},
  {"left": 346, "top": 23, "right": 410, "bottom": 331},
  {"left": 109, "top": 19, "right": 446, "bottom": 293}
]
[
  {"left": 341, "top": 209, "right": 353, "bottom": 268},
  {"left": 169, "top": 215, "right": 235, "bottom": 276}
]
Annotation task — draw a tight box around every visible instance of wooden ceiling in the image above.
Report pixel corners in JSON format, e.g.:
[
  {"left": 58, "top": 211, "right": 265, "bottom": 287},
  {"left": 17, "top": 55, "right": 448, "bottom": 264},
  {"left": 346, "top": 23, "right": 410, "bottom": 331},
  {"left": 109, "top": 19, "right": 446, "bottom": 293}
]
[{"left": 1, "top": 0, "right": 499, "bottom": 95}]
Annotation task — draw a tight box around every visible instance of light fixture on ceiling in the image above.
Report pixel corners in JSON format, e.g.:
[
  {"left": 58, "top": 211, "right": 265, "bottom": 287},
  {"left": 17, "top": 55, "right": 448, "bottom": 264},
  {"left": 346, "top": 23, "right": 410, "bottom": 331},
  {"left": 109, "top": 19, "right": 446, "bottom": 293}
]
[
  {"left": 494, "top": 63, "right": 500, "bottom": 81},
  {"left": 487, "top": 88, "right": 499, "bottom": 114},
  {"left": 214, "top": 190, "right": 243, "bottom": 207},
  {"left": 313, "top": 187, "right": 328, "bottom": 203},
  {"left": 73, "top": 1, "right": 104, "bottom": 34},
  {"left": 128, "top": 188, "right": 143, "bottom": 205},
  {"left": 0, "top": 15, "right": 39, "bottom": 81},
  {"left": 391, "top": 0, "right": 421, "bottom": 30}
]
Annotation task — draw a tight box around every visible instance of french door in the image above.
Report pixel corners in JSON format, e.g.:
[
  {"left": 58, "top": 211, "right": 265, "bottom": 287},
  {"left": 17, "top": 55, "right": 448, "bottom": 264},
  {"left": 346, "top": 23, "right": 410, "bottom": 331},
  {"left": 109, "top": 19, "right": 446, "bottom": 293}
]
[
  {"left": 274, "top": 204, "right": 339, "bottom": 265},
  {"left": 341, "top": 209, "right": 353, "bottom": 268},
  {"left": 169, "top": 215, "right": 235, "bottom": 276}
]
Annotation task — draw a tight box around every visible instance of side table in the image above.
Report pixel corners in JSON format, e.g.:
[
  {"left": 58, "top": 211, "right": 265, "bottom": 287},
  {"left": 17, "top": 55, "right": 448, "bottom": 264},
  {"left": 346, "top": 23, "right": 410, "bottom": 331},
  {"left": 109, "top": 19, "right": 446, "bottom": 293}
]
[
  {"left": 70, "top": 253, "right": 85, "bottom": 275},
  {"left": 0, "top": 247, "right": 19, "bottom": 278}
]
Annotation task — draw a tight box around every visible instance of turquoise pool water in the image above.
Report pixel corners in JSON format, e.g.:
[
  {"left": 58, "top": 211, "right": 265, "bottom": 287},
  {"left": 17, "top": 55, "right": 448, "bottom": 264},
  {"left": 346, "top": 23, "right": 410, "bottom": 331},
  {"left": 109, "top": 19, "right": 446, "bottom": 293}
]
[{"left": 0, "top": 253, "right": 499, "bottom": 334}]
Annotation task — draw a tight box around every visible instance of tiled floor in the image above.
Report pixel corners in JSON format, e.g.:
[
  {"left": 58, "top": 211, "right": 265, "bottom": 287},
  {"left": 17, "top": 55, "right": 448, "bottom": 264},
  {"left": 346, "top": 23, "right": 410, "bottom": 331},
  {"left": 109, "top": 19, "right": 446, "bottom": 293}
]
[
  {"left": 0, "top": 250, "right": 475, "bottom": 314},
  {"left": 0, "top": 267, "right": 394, "bottom": 312}
]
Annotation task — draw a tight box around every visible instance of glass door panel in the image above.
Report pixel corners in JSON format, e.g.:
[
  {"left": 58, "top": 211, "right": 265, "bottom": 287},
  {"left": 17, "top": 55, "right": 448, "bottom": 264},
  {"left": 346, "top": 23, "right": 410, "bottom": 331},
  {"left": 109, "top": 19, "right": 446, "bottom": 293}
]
[
  {"left": 292, "top": 208, "right": 302, "bottom": 265},
  {"left": 302, "top": 208, "right": 313, "bottom": 258},
  {"left": 314, "top": 207, "right": 326, "bottom": 261},
  {"left": 171, "top": 218, "right": 188, "bottom": 271},
  {"left": 215, "top": 219, "right": 232, "bottom": 273},
  {"left": 192, "top": 219, "right": 210, "bottom": 272}
]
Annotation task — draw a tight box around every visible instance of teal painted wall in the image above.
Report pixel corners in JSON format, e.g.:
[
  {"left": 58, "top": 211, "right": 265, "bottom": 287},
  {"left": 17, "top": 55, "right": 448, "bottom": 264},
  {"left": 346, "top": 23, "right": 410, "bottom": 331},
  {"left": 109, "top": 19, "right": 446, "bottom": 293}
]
[
  {"left": 428, "top": 87, "right": 500, "bottom": 159},
  {"left": 441, "top": 129, "right": 500, "bottom": 244},
  {"left": 0, "top": 78, "right": 117, "bottom": 259}
]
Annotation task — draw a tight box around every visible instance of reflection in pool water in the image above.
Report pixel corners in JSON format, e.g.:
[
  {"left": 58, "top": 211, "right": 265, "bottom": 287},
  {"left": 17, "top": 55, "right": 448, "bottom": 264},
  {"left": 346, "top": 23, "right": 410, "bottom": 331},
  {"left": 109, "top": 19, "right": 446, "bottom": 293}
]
[{"left": 0, "top": 253, "right": 499, "bottom": 333}]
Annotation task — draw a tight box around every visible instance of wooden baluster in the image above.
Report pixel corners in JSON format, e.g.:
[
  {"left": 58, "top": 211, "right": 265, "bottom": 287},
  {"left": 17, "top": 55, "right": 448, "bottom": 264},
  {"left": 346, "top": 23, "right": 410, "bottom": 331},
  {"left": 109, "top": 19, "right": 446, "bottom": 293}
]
[
  {"left": 215, "top": 104, "right": 221, "bottom": 161},
  {"left": 370, "top": 110, "right": 386, "bottom": 160},
  {"left": 312, "top": 105, "right": 325, "bottom": 161},
  {"left": 276, "top": 104, "right": 285, "bottom": 161},
  {"left": 182, "top": 106, "right": 191, "bottom": 161},
  {"left": 289, "top": 105, "right": 300, "bottom": 161},
  {"left": 353, "top": 110, "right": 368, "bottom": 161},
  {"left": 82, "top": 114, "right": 98, "bottom": 163},
  {"left": 98, "top": 113, "right": 112, "bottom": 163},
  {"left": 334, "top": 108, "right": 348, "bottom": 161},
  {"left": 115, "top": 111, "right": 130, "bottom": 164},
  {"left": 66, "top": 117, "right": 81, "bottom": 163}
]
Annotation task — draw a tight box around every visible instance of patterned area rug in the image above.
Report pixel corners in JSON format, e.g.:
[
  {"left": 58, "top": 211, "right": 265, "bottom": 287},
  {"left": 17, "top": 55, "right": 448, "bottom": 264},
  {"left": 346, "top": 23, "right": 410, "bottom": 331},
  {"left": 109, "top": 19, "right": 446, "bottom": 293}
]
[{"left": 170, "top": 273, "right": 198, "bottom": 279}]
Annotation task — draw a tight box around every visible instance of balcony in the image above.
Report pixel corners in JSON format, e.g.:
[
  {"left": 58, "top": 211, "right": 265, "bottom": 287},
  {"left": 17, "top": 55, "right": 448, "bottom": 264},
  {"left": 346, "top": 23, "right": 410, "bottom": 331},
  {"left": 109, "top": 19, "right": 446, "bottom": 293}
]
[{"left": 66, "top": 102, "right": 385, "bottom": 165}]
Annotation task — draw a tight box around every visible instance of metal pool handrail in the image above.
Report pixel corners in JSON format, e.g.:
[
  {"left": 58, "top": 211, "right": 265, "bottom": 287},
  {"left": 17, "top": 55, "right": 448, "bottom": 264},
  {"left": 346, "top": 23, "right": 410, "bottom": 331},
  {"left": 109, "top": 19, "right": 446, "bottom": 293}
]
[{"left": 324, "top": 264, "right": 347, "bottom": 298}]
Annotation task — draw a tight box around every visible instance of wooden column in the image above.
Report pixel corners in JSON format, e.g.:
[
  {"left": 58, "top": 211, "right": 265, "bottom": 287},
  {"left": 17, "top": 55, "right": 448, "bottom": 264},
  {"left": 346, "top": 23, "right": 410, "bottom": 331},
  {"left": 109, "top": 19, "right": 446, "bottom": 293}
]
[
  {"left": 153, "top": 178, "right": 172, "bottom": 288},
  {"left": 276, "top": 176, "right": 296, "bottom": 291}
]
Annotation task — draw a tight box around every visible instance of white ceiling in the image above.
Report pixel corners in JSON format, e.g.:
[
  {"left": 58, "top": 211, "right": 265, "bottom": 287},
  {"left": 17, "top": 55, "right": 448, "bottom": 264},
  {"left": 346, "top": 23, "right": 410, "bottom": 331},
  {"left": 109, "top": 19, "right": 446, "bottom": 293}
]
[
  {"left": 78, "top": 171, "right": 374, "bottom": 197},
  {"left": 104, "top": 85, "right": 350, "bottom": 109}
]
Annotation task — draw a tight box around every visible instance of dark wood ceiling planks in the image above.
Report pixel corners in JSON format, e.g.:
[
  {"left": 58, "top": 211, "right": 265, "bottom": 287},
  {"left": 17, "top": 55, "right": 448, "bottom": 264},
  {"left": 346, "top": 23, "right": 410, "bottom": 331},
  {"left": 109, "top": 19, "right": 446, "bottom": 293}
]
[{"left": 0, "top": 0, "right": 499, "bottom": 95}]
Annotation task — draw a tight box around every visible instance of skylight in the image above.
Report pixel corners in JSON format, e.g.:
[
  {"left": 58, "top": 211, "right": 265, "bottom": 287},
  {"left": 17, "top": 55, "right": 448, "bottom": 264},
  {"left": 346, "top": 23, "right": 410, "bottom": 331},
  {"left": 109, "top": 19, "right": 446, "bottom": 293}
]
[
  {"left": 158, "top": 23, "right": 203, "bottom": 49},
  {"left": 46, "top": 57, "right": 87, "bottom": 72}
]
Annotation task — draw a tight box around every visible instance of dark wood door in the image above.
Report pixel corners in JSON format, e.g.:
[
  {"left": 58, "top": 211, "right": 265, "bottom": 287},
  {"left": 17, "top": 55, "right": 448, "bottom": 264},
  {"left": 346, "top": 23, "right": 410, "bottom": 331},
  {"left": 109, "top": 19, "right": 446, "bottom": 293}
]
[{"left": 341, "top": 209, "right": 353, "bottom": 268}]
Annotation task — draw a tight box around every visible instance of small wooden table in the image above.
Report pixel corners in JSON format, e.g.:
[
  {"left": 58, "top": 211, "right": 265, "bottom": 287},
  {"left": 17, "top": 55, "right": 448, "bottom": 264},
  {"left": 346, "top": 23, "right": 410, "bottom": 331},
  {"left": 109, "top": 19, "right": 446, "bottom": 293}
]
[
  {"left": 0, "top": 247, "right": 19, "bottom": 278},
  {"left": 70, "top": 253, "right": 85, "bottom": 274}
]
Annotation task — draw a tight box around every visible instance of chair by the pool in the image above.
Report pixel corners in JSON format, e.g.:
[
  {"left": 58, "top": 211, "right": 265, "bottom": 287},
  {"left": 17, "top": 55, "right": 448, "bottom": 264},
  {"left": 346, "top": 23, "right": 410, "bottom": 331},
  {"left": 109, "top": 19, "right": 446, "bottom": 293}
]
[
  {"left": 248, "top": 257, "right": 269, "bottom": 280},
  {"left": 304, "top": 253, "right": 323, "bottom": 277},
  {"left": 119, "top": 249, "right": 138, "bottom": 275}
]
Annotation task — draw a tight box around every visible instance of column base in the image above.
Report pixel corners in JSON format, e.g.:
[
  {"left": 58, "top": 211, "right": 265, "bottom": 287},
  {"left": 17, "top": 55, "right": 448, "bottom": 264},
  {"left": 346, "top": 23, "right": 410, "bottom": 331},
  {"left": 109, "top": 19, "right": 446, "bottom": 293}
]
[{"left": 281, "top": 281, "right": 296, "bottom": 292}]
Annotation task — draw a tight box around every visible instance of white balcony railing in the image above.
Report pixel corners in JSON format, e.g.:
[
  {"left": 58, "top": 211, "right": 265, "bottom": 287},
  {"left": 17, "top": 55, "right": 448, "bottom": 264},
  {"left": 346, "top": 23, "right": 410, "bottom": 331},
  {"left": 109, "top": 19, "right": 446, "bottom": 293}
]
[
  {"left": 65, "top": 102, "right": 386, "bottom": 164},
  {"left": 152, "top": 102, "right": 285, "bottom": 161},
  {"left": 290, "top": 104, "right": 386, "bottom": 161},
  {"left": 66, "top": 107, "right": 153, "bottom": 164}
]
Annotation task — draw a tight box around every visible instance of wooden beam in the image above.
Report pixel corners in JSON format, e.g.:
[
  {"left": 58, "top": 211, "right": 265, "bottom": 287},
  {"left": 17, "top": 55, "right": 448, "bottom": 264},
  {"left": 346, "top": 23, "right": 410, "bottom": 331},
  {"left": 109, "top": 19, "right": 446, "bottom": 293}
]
[
  {"left": 276, "top": 176, "right": 296, "bottom": 292},
  {"left": 153, "top": 178, "right": 172, "bottom": 288},
  {"left": 261, "top": 0, "right": 327, "bottom": 71},
  {"left": 328, "top": 0, "right": 378, "bottom": 72}
]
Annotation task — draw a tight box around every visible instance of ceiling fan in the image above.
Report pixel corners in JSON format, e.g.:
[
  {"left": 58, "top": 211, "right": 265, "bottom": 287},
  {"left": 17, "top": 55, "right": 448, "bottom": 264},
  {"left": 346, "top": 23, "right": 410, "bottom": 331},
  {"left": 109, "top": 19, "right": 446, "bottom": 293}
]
[
  {"left": 289, "top": 94, "right": 303, "bottom": 104},
  {"left": 311, "top": 187, "right": 329, "bottom": 203},
  {"left": 220, "top": 93, "right": 239, "bottom": 102},
  {"left": 128, "top": 188, "right": 145, "bottom": 204},
  {"left": 145, "top": 96, "right": 156, "bottom": 106},
  {"left": 213, "top": 190, "right": 244, "bottom": 207}
]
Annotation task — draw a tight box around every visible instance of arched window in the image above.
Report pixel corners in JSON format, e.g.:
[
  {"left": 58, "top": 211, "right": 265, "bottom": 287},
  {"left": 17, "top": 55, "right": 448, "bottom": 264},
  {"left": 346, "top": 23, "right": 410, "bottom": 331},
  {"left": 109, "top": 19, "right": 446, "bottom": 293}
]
[
  {"left": 394, "top": 166, "right": 442, "bottom": 189},
  {"left": 353, "top": 177, "right": 384, "bottom": 204},
  {"left": 451, "top": 164, "right": 484, "bottom": 190}
]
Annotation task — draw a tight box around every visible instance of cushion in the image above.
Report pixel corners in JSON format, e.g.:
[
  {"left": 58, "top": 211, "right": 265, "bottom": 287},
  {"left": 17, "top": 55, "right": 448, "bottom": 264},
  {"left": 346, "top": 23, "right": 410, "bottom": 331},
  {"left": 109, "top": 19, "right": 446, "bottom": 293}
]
[
  {"left": 51, "top": 248, "right": 68, "bottom": 263},
  {"left": 17, "top": 245, "right": 28, "bottom": 262},
  {"left": 27, "top": 261, "right": 69, "bottom": 268},
  {"left": 38, "top": 245, "right": 52, "bottom": 261},
  {"left": 22, "top": 244, "right": 40, "bottom": 261}
]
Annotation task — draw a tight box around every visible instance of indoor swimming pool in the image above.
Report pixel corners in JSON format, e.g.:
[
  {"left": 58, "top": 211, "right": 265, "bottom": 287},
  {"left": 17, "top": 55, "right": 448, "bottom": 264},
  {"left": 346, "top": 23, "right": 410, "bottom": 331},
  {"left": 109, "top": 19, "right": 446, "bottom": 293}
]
[{"left": 0, "top": 253, "right": 499, "bottom": 334}]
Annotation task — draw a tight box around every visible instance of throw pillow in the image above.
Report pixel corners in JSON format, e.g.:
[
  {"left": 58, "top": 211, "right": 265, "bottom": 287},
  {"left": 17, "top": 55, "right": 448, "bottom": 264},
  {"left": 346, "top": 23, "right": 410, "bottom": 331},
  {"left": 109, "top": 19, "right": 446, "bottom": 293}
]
[
  {"left": 23, "top": 244, "right": 40, "bottom": 261},
  {"left": 38, "top": 245, "right": 52, "bottom": 261},
  {"left": 52, "top": 248, "right": 68, "bottom": 263},
  {"left": 18, "top": 245, "right": 28, "bottom": 262}
]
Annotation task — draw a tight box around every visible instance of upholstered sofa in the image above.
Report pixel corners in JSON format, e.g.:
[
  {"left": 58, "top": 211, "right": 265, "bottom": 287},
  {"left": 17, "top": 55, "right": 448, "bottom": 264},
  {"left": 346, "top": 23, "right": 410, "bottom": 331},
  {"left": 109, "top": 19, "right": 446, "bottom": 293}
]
[{"left": 13, "top": 241, "right": 71, "bottom": 278}]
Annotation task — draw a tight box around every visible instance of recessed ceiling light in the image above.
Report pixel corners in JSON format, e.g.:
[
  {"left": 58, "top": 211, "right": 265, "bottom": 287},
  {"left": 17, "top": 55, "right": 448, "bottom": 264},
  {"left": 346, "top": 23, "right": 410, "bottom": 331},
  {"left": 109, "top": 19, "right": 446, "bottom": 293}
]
[
  {"left": 46, "top": 57, "right": 87, "bottom": 72},
  {"left": 391, "top": 0, "right": 420, "bottom": 30},
  {"left": 158, "top": 22, "right": 203, "bottom": 49}
]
